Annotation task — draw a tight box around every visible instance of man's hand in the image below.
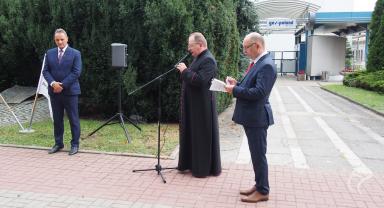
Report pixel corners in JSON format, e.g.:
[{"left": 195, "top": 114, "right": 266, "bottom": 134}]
[
  {"left": 225, "top": 76, "right": 237, "bottom": 85},
  {"left": 225, "top": 84, "right": 235, "bottom": 94},
  {"left": 176, "top": 62, "right": 187, "bottom": 73},
  {"left": 224, "top": 76, "right": 237, "bottom": 94},
  {"left": 52, "top": 82, "right": 63, "bottom": 93}
]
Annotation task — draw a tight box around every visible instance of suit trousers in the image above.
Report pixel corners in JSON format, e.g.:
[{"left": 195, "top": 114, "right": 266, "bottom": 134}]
[
  {"left": 243, "top": 126, "right": 269, "bottom": 195},
  {"left": 50, "top": 94, "right": 80, "bottom": 148}
]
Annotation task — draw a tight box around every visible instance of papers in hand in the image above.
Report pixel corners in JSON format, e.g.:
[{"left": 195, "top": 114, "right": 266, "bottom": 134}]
[{"left": 209, "top": 78, "right": 227, "bottom": 92}]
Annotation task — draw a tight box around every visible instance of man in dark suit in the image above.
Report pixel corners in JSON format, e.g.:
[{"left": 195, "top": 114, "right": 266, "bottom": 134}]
[
  {"left": 225, "top": 32, "right": 276, "bottom": 203},
  {"left": 43, "top": 28, "right": 82, "bottom": 155}
]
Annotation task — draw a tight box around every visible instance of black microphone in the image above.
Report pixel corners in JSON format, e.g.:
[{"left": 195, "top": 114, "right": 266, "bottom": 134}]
[{"left": 174, "top": 52, "right": 191, "bottom": 68}]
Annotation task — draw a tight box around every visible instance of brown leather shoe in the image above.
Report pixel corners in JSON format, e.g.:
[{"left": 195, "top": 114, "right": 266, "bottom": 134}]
[
  {"left": 239, "top": 186, "right": 256, "bottom": 195},
  {"left": 241, "top": 191, "right": 269, "bottom": 203}
]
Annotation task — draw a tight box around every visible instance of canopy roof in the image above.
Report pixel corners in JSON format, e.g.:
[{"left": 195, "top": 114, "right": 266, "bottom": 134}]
[
  {"left": 255, "top": 0, "right": 321, "bottom": 19},
  {"left": 255, "top": 0, "right": 321, "bottom": 34}
]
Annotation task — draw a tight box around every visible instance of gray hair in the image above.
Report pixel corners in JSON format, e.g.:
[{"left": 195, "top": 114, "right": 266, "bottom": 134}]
[
  {"left": 190, "top": 32, "right": 207, "bottom": 47},
  {"left": 54, "top": 28, "right": 68, "bottom": 38},
  {"left": 245, "top": 32, "right": 265, "bottom": 48}
]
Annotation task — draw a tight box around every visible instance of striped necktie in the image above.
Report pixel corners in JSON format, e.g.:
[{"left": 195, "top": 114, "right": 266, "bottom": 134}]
[{"left": 58, "top": 49, "right": 64, "bottom": 63}]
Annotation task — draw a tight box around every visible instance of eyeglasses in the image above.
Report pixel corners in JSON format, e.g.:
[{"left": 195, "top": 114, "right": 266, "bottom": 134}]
[
  {"left": 188, "top": 42, "right": 200, "bottom": 47},
  {"left": 243, "top": 42, "right": 256, "bottom": 50}
]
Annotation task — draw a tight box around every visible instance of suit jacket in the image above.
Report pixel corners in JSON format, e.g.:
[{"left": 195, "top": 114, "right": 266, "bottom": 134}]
[
  {"left": 43, "top": 46, "right": 82, "bottom": 96},
  {"left": 232, "top": 53, "right": 277, "bottom": 128}
]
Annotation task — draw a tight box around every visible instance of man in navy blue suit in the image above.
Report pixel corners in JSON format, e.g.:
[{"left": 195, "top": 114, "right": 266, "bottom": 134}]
[
  {"left": 43, "top": 28, "right": 82, "bottom": 155},
  {"left": 225, "top": 32, "right": 276, "bottom": 203}
]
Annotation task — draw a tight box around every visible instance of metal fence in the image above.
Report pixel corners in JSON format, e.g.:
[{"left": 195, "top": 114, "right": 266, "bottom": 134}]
[{"left": 270, "top": 51, "right": 298, "bottom": 76}]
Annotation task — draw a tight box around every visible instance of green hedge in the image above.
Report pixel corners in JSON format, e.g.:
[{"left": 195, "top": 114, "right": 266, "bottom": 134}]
[
  {"left": 0, "top": 0, "right": 258, "bottom": 121},
  {"left": 343, "top": 71, "right": 384, "bottom": 94}
]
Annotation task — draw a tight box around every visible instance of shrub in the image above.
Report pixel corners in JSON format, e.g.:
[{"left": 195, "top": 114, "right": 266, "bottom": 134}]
[{"left": 344, "top": 70, "right": 384, "bottom": 94}]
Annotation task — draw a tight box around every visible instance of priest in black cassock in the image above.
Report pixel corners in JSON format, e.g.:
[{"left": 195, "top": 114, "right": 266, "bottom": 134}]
[{"left": 176, "top": 32, "right": 221, "bottom": 178}]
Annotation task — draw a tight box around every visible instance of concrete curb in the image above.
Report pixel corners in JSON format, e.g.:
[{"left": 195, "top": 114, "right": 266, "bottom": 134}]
[
  {"left": 0, "top": 143, "right": 176, "bottom": 160},
  {"left": 320, "top": 87, "right": 384, "bottom": 117}
]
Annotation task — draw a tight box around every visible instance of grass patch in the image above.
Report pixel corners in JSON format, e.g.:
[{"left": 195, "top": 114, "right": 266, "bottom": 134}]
[
  {"left": 0, "top": 119, "right": 179, "bottom": 156},
  {"left": 322, "top": 84, "right": 384, "bottom": 113}
]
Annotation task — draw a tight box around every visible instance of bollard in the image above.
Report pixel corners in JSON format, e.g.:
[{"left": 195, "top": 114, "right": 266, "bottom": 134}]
[{"left": 321, "top": 71, "right": 329, "bottom": 81}]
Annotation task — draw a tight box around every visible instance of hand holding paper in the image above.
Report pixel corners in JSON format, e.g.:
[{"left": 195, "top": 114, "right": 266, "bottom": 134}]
[
  {"left": 224, "top": 76, "right": 237, "bottom": 94},
  {"left": 225, "top": 76, "right": 237, "bottom": 85}
]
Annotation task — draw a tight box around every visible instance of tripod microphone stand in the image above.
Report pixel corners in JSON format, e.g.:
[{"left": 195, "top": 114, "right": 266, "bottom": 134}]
[
  {"left": 131, "top": 53, "right": 190, "bottom": 183},
  {"left": 86, "top": 67, "right": 141, "bottom": 143}
]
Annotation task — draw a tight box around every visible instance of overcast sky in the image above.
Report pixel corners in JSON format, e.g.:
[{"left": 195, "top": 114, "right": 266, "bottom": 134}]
[{"left": 353, "top": 0, "right": 377, "bottom": 11}]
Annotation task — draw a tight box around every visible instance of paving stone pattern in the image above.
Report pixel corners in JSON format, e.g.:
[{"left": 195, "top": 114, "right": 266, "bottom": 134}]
[
  {"left": 0, "top": 98, "right": 50, "bottom": 127},
  {"left": 1, "top": 77, "right": 384, "bottom": 207}
]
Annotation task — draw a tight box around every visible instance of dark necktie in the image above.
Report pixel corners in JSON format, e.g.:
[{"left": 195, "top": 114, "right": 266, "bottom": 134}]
[
  {"left": 58, "top": 49, "right": 64, "bottom": 63},
  {"left": 244, "top": 62, "right": 254, "bottom": 75}
]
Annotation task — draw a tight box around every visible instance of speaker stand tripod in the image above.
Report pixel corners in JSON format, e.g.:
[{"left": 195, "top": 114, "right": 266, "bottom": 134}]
[{"left": 86, "top": 68, "right": 140, "bottom": 142}]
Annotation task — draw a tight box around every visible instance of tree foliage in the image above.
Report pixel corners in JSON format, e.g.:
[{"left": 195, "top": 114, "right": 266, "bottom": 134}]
[
  {"left": 345, "top": 42, "right": 353, "bottom": 67},
  {"left": 367, "top": 0, "right": 384, "bottom": 72},
  {"left": 0, "top": 0, "right": 258, "bottom": 121},
  {"left": 234, "top": 0, "right": 259, "bottom": 74},
  {"left": 235, "top": 0, "right": 259, "bottom": 38}
]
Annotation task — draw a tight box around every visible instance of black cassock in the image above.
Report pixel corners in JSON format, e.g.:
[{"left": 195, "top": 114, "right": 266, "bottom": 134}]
[{"left": 178, "top": 49, "right": 221, "bottom": 177}]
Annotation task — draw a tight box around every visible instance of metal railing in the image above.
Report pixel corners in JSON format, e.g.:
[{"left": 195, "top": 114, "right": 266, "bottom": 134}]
[{"left": 270, "top": 51, "right": 298, "bottom": 76}]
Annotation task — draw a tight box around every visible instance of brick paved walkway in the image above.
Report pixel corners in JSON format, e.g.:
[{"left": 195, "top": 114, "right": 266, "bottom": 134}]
[
  {"left": 0, "top": 147, "right": 383, "bottom": 208},
  {"left": 1, "top": 77, "right": 384, "bottom": 207}
]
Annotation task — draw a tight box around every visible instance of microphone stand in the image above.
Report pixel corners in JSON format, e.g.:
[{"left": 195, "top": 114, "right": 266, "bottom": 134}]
[
  {"left": 128, "top": 53, "right": 190, "bottom": 96},
  {"left": 130, "top": 53, "right": 190, "bottom": 183}
]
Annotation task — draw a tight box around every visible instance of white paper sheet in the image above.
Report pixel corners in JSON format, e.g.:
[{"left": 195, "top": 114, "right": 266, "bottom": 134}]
[{"left": 209, "top": 78, "right": 227, "bottom": 92}]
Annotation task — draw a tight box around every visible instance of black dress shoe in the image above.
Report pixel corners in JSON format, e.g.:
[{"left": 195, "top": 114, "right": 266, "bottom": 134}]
[
  {"left": 69, "top": 146, "right": 79, "bottom": 155},
  {"left": 48, "top": 145, "right": 63, "bottom": 154}
]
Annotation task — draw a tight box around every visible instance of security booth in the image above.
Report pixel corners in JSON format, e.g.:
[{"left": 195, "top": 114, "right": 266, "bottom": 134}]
[
  {"left": 295, "top": 11, "right": 372, "bottom": 80},
  {"left": 255, "top": 0, "right": 373, "bottom": 81}
]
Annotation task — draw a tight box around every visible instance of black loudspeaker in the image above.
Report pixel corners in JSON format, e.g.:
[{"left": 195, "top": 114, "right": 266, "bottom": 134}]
[
  {"left": 111, "top": 43, "right": 127, "bottom": 67},
  {"left": 87, "top": 43, "right": 140, "bottom": 142}
]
